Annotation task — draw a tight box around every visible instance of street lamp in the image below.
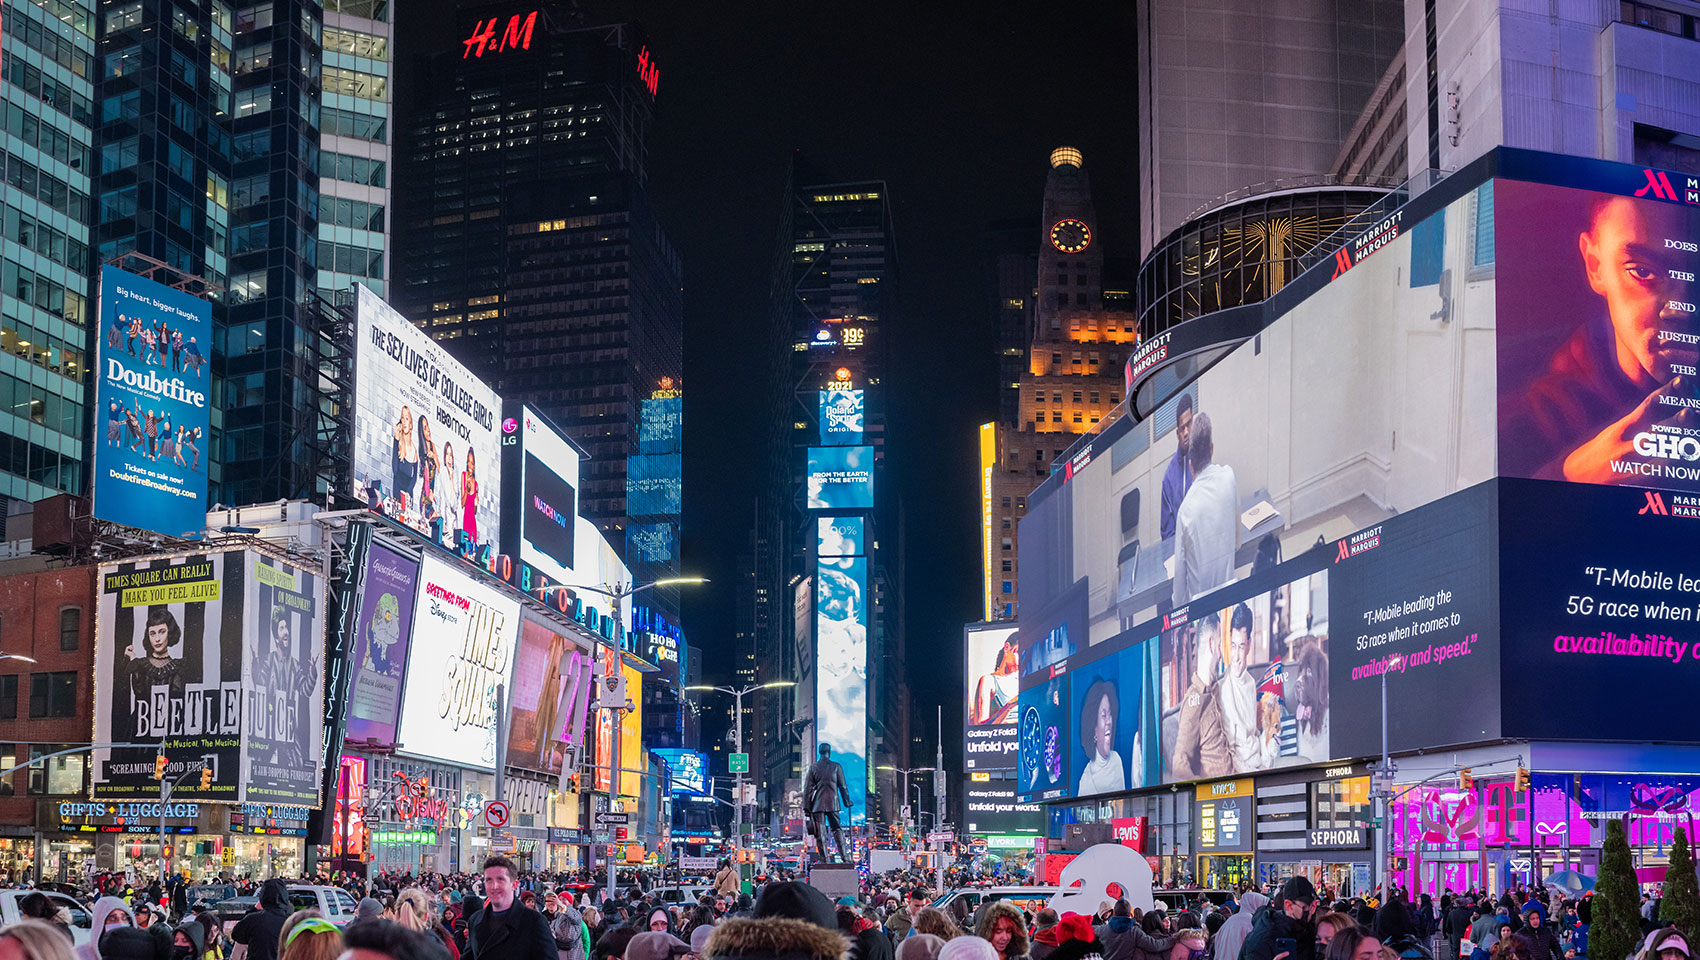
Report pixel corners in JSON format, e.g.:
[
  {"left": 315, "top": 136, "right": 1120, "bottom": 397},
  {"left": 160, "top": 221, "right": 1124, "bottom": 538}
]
[
  {"left": 685, "top": 682, "right": 795, "bottom": 873},
  {"left": 0, "top": 652, "right": 37, "bottom": 663},
  {"left": 877, "top": 765, "right": 936, "bottom": 853},
  {"left": 1372, "top": 652, "right": 1405, "bottom": 899}
]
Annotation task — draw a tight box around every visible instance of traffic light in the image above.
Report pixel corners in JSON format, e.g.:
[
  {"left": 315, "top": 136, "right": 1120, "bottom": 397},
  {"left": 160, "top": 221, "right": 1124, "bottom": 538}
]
[
  {"left": 199, "top": 767, "right": 213, "bottom": 791},
  {"left": 1515, "top": 766, "right": 1530, "bottom": 793},
  {"left": 567, "top": 772, "right": 581, "bottom": 793},
  {"left": 153, "top": 755, "right": 168, "bottom": 780},
  {"left": 1458, "top": 768, "right": 1473, "bottom": 792}
]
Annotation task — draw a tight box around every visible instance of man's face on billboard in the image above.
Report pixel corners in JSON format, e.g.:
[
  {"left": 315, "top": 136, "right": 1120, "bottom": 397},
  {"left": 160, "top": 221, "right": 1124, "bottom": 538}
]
[
  {"left": 1228, "top": 628, "right": 1249, "bottom": 676},
  {"left": 1580, "top": 197, "right": 1696, "bottom": 385},
  {"left": 1176, "top": 408, "right": 1193, "bottom": 455},
  {"left": 1193, "top": 624, "right": 1218, "bottom": 683}
]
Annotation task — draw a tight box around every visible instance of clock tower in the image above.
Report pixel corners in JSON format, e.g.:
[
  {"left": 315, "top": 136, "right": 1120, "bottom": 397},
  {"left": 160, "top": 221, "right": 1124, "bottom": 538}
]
[{"left": 1035, "top": 145, "right": 1105, "bottom": 337}]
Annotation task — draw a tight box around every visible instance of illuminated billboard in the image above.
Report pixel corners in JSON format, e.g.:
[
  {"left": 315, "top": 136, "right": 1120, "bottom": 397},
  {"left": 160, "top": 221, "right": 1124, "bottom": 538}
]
[
  {"left": 343, "top": 541, "right": 418, "bottom": 747},
  {"left": 964, "top": 624, "right": 1018, "bottom": 772},
  {"left": 352, "top": 285, "right": 503, "bottom": 559},
  {"left": 94, "top": 265, "right": 212, "bottom": 539},
  {"left": 655, "top": 748, "right": 707, "bottom": 794},
  {"left": 499, "top": 404, "right": 580, "bottom": 588},
  {"left": 816, "top": 556, "right": 868, "bottom": 824},
  {"left": 1019, "top": 178, "right": 1500, "bottom": 800},
  {"left": 806, "top": 446, "right": 874, "bottom": 510},
  {"left": 963, "top": 777, "right": 1043, "bottom": 836},
  {"left": 819, "top": 389, "right": 864, "bottom": 445},
  {"left": 980, "top": 423, "right": 996, "bottom": 621},
  {"left": 817, "top": 516, "right": 863, "bottom": 558},
  {"left": 594, "top": 648, "right": 644, "bottom": 797},
  {"left": 1496, "top": 179, "right": 1700, "bottom": 490},
  {"left": 92, "top": 550, "right": 325, "bottom": 805},
  {"left": 506, "top": 618, "right": 593, "bottom": 775},
  {"left": 393, "top": 555, "right": 520, "bottom": 770}
]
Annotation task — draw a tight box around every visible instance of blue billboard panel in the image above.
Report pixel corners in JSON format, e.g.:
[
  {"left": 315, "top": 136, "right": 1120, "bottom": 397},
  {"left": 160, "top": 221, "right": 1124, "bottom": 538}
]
[
  {"left": 638, "top": 396, "right": 682, "bottom": 453},
  {"left": 816, "top": 557, "right": 868, "bottom": 824},
  {"left": 818, "top": 389, "right": 864, "bottom": 445},
  {"left": 816, "top": 517, "right": 864, "bottom": 558},
  {"left": 655, "top": 748, "right": 707, "bottom": 794},
  {"left": 628, "top": 522, "right": 675, "bottom": 562},
  {"left": 627, "top": 453, "right": 682, "bottom": 515},
  {"left": 95, "top": 266, "right": 212, "bottom": 539},
  {"left": 806, "top": 446, "right": 874, "bottom": 510}
]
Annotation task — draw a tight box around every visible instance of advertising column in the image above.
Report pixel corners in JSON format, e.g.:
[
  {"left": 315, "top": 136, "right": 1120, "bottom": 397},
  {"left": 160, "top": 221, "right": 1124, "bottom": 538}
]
[{"left": 1194, "top": 778, "right": 1254, "bottom": 889}]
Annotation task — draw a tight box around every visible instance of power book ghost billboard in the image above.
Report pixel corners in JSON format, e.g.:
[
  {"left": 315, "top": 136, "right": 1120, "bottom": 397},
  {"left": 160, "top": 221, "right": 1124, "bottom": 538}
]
[
  {"left": 352, "top": 285, "right": 502, "bottom": 562},
  {"left": 94, "top": 265, "right": 212, "bottom": 539}
]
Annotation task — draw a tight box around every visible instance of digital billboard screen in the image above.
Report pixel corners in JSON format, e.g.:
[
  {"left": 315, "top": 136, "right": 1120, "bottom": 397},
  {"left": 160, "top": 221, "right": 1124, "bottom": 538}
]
[
  {"left": 92, "top": 550, "right": 325, "bottom": 805},
  {"left": 965, "top": 624, "right": 1019, "bottom": 772},
  {"left": 963, "top": 777, "right": 1044, "bottom": 836},
  {"left": 500, "top": 405, "right": 580, "bottom": 587},
  {"left": 1017, "top": 179, "right": 1508, "bottom": 797},
  {"left": 94, "top": 265, "right": 212, "bottom": 539},
  {"left": 816, "top": 557, "right": 868, "bottom": 823},
  {"left": 393, "top": 555, "right": 520, "bottom": 770},
  {"left": 819, "top": 389, "right": 864, "bottom": 445},
  {"left": 655, "top": 748, "right": 708, "bottom": 795},
  {"left": 505, "top": 618, "right": 592, "bottom": 775},
  {"left": 353, "top": 285, "right": 503, "bottom": 559},
  {"left": 807, "top": 446, "right": 874, "bottom": 510},
  {"left": 1496, "top": 179, "right": 1700, "bottom": 490},
  {"left": 817, "top": 516, "right": 864, "bottom": 558},
  {"left": 343, "top": 541, "right": 418, "bottom": 747}
]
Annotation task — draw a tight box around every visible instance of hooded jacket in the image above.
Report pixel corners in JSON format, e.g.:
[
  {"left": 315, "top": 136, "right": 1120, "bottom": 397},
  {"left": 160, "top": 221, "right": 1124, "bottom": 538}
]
[
  {"left": 1240, "top": 901, "right": 1315, "bottom": 960},
  {"left": 232, "top": 879, "right": 291, "bottom": 960},
  {"left": 1213, "top": 892, "right": 1267, "bottom": 960},
  {"left": 1515, "top": 913, "right": 1564, "bottom": 960},
  {"left": 78, "top": 897, "right": 134, "bottom": 960},
  {"left": 974, "top": 902, "right": 1032, "bottom": 960},
  {"left": 707, "top": 917, "right": 850, "bottom": 960},
  {"left": 1098, "top": 915, "right": 1178, "bottom": 960},
  {"left": 176, "top": 920, "right": 208, "bottom": 958}
]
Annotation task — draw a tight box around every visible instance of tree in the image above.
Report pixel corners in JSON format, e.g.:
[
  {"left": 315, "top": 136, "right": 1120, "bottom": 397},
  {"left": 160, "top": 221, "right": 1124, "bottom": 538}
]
[
  {"left": 1595, "top": 818, "right": 1642, "bottom": 960},
  {"left": 1664, "top": 825, "right": 1700, "bottom": 941}
]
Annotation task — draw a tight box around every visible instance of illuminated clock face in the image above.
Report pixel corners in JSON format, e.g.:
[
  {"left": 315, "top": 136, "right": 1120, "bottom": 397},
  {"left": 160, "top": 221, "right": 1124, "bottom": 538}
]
[
  {"left": 1020, "top": 705, "right": 1043, "bottom": 788},
  {"left": 1050, "top": 218, "right": 1092, "bottom": 253}
]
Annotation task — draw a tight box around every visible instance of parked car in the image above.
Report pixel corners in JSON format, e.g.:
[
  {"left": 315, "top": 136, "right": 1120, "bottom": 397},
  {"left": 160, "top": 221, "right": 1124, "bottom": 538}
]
[
  {"left": 0, "top": 888, "right": 93, "bottom": 946},
  {"left": 214, "top": 884, "right": 363, "bottom": 934},
  {"left": 1152, "top": 889, "right": 1234, "bottom": 912}
]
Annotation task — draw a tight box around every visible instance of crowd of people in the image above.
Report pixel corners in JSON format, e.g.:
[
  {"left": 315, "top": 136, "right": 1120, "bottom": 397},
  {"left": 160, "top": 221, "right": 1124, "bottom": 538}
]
[{"left": 1, "top": 863, "right": 1693, "bottom": 960}]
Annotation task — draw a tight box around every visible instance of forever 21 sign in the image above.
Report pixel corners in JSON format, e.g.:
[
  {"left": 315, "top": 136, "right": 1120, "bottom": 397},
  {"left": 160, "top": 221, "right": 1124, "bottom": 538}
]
[{"left": 1307, "top": 827, "right": 1368, "bottom": 849}]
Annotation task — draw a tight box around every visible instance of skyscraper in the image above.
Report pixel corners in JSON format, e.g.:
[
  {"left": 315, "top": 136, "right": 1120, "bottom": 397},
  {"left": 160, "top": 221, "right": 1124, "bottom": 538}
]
[
  {"left": 95, "top": 0, "right": 337, "bottom": 507},
  {"left": 317, "top": 0, "right": 394, "bottom": 300},
  {"left": 395, "top": 5, "right": 683, "bottom": 618},
  {"left": 980, "top": 148, "right": 1137, "bottom": 621},
  {"left": 0, "top": 0, "right": 96, "bottom": 504},
  {"left": 755, "top": 163, "right": 906, "bottom": 827}
]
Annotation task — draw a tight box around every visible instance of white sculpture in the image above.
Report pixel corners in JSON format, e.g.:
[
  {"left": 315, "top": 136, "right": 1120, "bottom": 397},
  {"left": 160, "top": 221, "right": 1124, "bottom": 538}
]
[{"left": 1049, "top": 842, "right": 1157, "bottom": 915}]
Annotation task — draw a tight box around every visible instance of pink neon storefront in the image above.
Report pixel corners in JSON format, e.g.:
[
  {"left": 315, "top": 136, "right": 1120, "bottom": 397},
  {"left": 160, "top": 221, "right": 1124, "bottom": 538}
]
[{"left": 1386, "top": 766, "right": 1700, "bottom": 898}]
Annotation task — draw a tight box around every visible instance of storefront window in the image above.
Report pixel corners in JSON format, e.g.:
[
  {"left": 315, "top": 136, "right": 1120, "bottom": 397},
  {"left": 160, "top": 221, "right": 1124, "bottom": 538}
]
[
  {"left": 0, "top": 838, "right": 34, "bottom": 883},
  {"left": 40, "top": 836, "right": 93, "bottom": 885}
]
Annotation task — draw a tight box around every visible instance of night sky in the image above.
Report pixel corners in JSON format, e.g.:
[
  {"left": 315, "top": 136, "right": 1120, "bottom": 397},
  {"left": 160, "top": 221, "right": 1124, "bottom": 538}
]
[{"left": 406, "top": 1, "right": 1138, "bottom": 764}]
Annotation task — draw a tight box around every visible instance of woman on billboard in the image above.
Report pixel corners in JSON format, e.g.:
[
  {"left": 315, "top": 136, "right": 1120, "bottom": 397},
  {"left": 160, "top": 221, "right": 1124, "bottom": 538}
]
[
  {"left": 461, "top": 446, "right": 480, "bottom": 543},
  {"left": 124, "top": 607, "right": 185, "bottom": 739},
  {"left": 971, "top": 637, "right": 1020, "bottom": 725},
  {"left": 1077, "top": 677, "right": 1128, "bottom": 796},
  {"left": 392, "top": 405, "right": 417, "bottom": 512},
  {"left": 419, "top": 414, "right": 441, "bottom": 537}
]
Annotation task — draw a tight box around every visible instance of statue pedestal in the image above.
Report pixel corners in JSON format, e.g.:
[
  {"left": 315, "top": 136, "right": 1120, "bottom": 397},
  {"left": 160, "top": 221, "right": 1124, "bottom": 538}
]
[{"left": 808, "top": 862, "right": 860, "bottom": 901}]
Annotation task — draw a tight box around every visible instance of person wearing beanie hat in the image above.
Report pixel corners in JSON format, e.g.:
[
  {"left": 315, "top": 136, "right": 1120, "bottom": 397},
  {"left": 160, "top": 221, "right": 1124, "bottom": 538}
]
[
  {"left": 1241, "top": 877, "right": 1317, "bottom": 960},
  {"left": 1045, "top": 913, "right": 1106, "bottom": 960},
  {"left": 630, "top": 931, "right": 694, "bottom": 960},
  {"left": 899, "top": 935, "right": 947, "bottom": 960},
  {"left": 704, "top": 881, "right": 850, "bottom": 960},
  {"left": 940, "top": 939, "right": 1001, "bottom": 960},
  {"left": 357, "top": 897, "right": 388, "bottom": 921},
  {"left": 692, "top": 924, "right": 719, "bottom": 956}
]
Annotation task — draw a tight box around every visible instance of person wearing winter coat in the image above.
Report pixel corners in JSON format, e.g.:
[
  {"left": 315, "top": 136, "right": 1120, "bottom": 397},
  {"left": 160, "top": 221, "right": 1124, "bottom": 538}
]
[
  {"left": 1212, "top": 892, "right": 1266, "bottom": 960},
  {"left": 232, "top": 879, "right": 292, "bottom": 960},
  {"left": 1374, "top": 902, "right": 1434, "bottom": 960},
  {"left": 78, "top": 896, "right": 135, "bottom": 960},
  {"left": 703, "top": 882, "right": 851, "bottom": 960},
  {"left": 1030, "top": 911, "right": 1062, "bottom": 960},
  {"left": 1515, "top": 905, "right": 1562, "bottom": 960},
  {"left": 1099, "top": 901, "right": 1180, "bottom": 960},
  {"left": 974, "top": 902, "right": 1030, "bottom": 960},
  {"left": 1241, "top": 878, "right": 1319, "bottom": 960},
  {"left": 1444, "top": 900, "right": 1477, "bottom": 960}
]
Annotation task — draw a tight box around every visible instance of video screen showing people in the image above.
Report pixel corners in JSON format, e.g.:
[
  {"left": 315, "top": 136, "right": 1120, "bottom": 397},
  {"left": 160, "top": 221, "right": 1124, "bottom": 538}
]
[
  {"left": 1496, "top": 179, "right": 1700, "bottom": 489},
  {"left": 1067, "top": 635, "right": 1160, "bottom": 798},
  {"left": 1159, "top": 570, "right": 1329, "bottom": 782}
]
